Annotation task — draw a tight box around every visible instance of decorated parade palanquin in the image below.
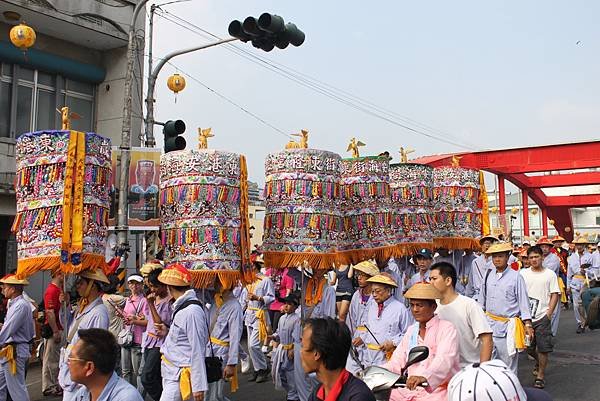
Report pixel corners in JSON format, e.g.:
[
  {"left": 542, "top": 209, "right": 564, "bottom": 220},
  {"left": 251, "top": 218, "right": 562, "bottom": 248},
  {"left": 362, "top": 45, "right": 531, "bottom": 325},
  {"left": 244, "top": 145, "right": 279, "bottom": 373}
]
[
  {"left": 13, "top": 130, "right": 112, "bottom": 276},
  {"left": 338, "top": 156, "right": 399, "bottom": 264},
  {"left": 159, "top": 149, "right": 253, "bottom": 287},
  {"left": 389, "top": 163, "right": 434, "bottom": 254},
  {"left": 262, "top": 149, "right": 343, "bottom": 269},
  {"left": 432, "top": 164, "right": 484, "bottom": 250}
]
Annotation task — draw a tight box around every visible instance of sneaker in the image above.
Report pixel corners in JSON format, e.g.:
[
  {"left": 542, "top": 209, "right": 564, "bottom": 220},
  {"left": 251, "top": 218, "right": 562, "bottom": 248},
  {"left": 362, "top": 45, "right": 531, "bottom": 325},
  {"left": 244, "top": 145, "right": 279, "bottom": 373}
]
[
  {"left": 576, "top": 326, "right": 585, "bottom": 334},
  {"left": 241, "top": 356, "right": 250, "bottom": 374},
  {"left": 248, "top": 370, "right": 258, "bottom": 382},
  {"left": 255, "top": 369, "right": 270, "bottom": 383}
]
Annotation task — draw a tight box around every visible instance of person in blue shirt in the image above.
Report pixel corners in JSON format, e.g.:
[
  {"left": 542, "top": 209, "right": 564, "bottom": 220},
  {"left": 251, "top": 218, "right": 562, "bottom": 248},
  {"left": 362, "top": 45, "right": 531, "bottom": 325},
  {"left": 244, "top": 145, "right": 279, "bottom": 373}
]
[
  {"left": 70, "top": 328, "right": 143, "bottom": 401},
  {"left": 0, "top": 274, "right": 35, "bottom": 401}
]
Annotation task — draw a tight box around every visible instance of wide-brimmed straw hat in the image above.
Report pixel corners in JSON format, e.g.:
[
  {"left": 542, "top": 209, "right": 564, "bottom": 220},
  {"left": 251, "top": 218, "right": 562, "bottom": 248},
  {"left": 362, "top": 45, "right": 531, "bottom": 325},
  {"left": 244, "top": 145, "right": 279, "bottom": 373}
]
[
  {"left": 140, "top": 261, "right": 163, "bottom": 277},
  {"left": 0, "top": 274, "right": 29, "bottom": 286},
  {"left": 78, "top": 268, "right": 110, "bottom": 284},
  {"left": 404, "top": 283, "right": 441, "bottom": 300},
  {"left": 485, "top": 242, "right": 513, "bottom": 254},
  {"left": 478, "top": 235, "right": 499, "bottom": 245},
  {"left": 158, "top": 263, "right": 192, "bottom": 286},
  {"left": 573, "top": 236, "right": 593, "bottom": 245},
  {"left": 536, "top": 236, "right": 553, "bottom": 246},
  {"left": 353, "top": 260, "right": 380, "bottom": 277},
  {"left": 551, "top": 235, "right": 566, "bottom": 243},
  {"left": 367, "top": 274, "right": 398, "bottom": 288}
]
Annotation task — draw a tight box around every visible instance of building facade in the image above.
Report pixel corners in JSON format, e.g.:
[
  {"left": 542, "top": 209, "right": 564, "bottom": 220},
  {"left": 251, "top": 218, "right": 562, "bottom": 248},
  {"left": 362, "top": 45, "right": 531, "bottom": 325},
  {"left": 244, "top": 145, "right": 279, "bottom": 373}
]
[{"left": 0, "top": 0, "right": 144, "bottom": 298}]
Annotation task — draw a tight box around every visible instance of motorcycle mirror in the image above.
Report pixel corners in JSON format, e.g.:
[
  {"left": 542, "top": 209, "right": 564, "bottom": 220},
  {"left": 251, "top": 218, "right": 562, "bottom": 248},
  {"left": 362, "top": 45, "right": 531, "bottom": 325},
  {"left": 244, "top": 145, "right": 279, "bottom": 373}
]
[{"left": 403, "top": 346, "right": 429, "bottom": 371}]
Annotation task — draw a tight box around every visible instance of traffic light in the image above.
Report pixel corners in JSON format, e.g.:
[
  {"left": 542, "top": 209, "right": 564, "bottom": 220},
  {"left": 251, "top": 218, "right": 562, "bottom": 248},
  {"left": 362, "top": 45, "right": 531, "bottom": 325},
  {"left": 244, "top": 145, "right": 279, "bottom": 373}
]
[
  {"left": 163, "top": 119, "right": 186, "bottom": 153},
  {"left": 228, "top": 13, "right": 305, "bottom": 52}
]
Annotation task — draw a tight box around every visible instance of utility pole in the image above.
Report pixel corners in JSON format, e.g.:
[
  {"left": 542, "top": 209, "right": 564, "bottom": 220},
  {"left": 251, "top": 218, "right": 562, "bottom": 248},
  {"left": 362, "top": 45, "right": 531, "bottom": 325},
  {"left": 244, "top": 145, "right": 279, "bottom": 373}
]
[
  {"left": 145, "top": 4, "right": 157, "bottom": 147},
  {"left": 116, "top": 0, "right": 149, "bottom": 265},
  {"left": 144, "top": 40, "right": 237, "bottom": 148}
]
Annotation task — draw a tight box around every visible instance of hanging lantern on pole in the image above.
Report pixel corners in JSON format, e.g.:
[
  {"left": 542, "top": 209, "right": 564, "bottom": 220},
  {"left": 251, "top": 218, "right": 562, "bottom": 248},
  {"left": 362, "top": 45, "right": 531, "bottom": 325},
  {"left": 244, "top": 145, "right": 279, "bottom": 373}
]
[
  {"left": 167, "top": 73, "right": 186, "bottom": 102},
  {"left": 10, "top": 22, "right": 36, "bottom": 53}
]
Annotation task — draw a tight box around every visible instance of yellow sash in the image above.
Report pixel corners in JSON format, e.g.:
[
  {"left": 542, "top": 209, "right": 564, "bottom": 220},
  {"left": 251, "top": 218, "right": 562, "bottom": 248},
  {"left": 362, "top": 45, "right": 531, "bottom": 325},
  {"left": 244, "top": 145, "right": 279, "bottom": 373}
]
[
  {"left": 281, "top": 343, "right": 294, "bottom": 350},
  {"left": 366, "top": 343, "right": 393, "bottom": 360},
  {"left": 248, "top": 307, "right": 268, "bottom": 342},
  {"left": 208, "top": 337, "right": 239, "bottom": 393},
  {"left": 573, "top": 274, "right": 586, "bottom": 279},
  {"left": 558, "top": 277, "right": 567, "bottom": 303},
  {"left": 0, "top": 345, "right": 16, "bottom": 375},
  {"left": 486, "top": 312, "right": 526, "bottom": 349},
  {"left": 162, "top": 355, "right": 192, "bottom": 400},
  {"left": 210, "top": 337, "right": 229, "bottom": 347},
  {"left": 356, "top": 325, "right": 367, "bottom": 332}
]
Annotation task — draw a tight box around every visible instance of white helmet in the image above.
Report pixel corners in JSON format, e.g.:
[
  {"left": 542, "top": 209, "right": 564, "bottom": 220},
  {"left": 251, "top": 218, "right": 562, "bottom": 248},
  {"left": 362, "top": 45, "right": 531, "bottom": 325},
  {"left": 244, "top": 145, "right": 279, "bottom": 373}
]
[{"left": 448, "top": 360, "right": 527, "bottom": 401}]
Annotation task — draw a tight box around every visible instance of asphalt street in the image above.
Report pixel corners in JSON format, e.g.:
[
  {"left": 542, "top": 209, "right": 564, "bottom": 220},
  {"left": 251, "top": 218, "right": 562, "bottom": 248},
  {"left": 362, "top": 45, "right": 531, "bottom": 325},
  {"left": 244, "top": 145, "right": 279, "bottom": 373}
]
[{"left": 27, "top": 308, "right": 599, "bottom": 401}]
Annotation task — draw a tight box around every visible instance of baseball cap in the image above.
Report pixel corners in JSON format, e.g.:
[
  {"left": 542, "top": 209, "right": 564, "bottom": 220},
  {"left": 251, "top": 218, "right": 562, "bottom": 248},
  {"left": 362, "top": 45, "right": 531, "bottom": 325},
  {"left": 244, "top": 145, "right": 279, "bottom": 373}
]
[
  {"left": 127, "top": 274, "right": 144, "bottom": 283},
  {"left": 448, "top": 360, "right": 551, "bottom": 401},
  {"left": 414, "top": 248, "right": 433, "bottom": 259}
]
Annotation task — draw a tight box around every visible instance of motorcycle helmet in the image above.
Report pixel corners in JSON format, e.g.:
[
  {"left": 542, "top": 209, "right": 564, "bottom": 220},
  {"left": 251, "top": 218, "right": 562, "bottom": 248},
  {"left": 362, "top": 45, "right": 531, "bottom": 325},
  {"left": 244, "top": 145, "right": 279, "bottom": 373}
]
[{"left": 448, "top": 360, "right": 527, "bottom": 401}]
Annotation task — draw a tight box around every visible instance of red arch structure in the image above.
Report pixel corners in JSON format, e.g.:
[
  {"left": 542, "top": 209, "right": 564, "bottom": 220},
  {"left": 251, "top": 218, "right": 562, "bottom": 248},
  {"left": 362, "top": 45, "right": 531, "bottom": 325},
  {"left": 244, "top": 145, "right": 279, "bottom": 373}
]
[{"left": 411, "top": 140, "right": 600, "bottom": 242}]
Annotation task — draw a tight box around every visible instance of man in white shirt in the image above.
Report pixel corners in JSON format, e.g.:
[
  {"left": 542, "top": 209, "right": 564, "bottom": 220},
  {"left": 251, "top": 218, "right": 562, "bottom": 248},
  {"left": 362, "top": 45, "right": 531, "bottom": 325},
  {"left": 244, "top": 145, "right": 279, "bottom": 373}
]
[
  {"left": 520, "top": 246, "right": 561, "bottom": 390},
  {"left": 430, "top": 261, "right": 493, "bottom": 368}
]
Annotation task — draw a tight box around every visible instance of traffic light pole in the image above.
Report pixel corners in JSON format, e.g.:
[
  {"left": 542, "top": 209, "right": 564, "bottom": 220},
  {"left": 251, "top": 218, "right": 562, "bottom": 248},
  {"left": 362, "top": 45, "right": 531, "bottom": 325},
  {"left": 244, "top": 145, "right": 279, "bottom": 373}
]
[
  {"left": 144, "top": 37, "right": 238, "bottom": 148},
  {"left": 116, "top": 0, "right": 149, "bottom": 264}
]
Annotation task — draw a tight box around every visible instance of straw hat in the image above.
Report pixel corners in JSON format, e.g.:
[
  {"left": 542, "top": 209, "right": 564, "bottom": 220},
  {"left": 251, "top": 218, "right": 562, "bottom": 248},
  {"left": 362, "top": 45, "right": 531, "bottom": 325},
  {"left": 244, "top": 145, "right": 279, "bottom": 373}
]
[
  {"left": 140, "top": 261, "right": 163, "bottom": 277},
  {"left": 78, "top": 268, "right": 110, "bottom": 284},
  {"left": 158, "top": 263, "right": 192, "bottom": 287},
  {"left": 404, "top": 283, "right": 441, "bottom": 300},
  {"left": 478, "top": 235, "right": 499, "bottom": 245},
  {"left": 353, "top": 260, "right": 380, "bottom": 277},
  {"left": 366, "top": 274, "right": 398, "bottom": 288},
  {"left": 536, "top": 236, "right": 553, "bottom": 246},
  {"left": 551, "top": 235, "right": 566, "bottom": 243},
  {"left": 573, "top": 236, "right": 592, "bottom": 245},
  {"left": 485, "top": 242, "right": 513, "bottom": 254},
  {"left": 0, "top": 274, "right": 29, "bottom": 286}
]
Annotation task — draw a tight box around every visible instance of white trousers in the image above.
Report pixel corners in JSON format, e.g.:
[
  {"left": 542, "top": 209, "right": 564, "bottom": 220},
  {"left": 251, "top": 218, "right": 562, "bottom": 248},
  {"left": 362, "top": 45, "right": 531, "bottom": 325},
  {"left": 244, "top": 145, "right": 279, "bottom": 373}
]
[
  {"left": 246, "top": 325, "right": 267, "bottom": 371},
  {"left": 493, "top": 335, "right": 518, "bottom": 374},
  {"left": 205, "top": 379, "right": 231, "bottom": 401},
  {"left": 0, "top": 356, "right": 30, "bottom": 401}
]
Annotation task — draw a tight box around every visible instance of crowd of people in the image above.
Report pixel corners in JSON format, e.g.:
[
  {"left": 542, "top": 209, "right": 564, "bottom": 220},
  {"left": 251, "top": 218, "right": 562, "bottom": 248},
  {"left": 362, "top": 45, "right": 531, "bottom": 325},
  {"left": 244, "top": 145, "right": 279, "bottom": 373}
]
[{"left": 0, "top": 234, "right": 597, "bottom": 400}]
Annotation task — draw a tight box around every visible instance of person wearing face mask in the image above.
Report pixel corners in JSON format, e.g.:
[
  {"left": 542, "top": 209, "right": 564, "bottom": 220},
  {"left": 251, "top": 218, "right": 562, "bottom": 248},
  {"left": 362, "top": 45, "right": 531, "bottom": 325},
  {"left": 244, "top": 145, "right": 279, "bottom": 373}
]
[
  {"left": 345, "top": 260, "right": 379, "bottom": 374},
  {"left": 58, "top": 269, "right": 110, "bottom": 401},
  {"left": 405, "top": 249, "right": 433, "bottom": 292},
  {"left": 466, "top": 235, "right": 498, "bottom": 303}
]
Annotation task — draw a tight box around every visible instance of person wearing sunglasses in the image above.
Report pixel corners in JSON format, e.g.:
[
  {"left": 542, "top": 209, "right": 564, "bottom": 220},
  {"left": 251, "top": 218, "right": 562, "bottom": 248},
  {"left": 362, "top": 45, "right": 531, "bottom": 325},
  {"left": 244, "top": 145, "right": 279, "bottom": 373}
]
[{"left": 69, "top": 328, "right": 143, "bottom": 401}]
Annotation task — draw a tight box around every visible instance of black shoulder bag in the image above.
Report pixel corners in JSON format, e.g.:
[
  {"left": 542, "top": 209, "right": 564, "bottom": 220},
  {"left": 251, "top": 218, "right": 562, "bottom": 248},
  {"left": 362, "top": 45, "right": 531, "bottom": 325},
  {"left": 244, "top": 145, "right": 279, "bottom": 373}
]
[{"left": 173, "top": 300, "right": 223, "bottom": 383}]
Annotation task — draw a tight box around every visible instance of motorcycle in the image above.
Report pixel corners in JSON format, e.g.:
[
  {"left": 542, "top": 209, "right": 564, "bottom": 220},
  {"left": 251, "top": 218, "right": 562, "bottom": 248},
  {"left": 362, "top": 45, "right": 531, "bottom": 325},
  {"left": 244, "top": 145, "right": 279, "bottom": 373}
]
[{"left": 359, "top": 346, "right": 430, "bottom": 401}]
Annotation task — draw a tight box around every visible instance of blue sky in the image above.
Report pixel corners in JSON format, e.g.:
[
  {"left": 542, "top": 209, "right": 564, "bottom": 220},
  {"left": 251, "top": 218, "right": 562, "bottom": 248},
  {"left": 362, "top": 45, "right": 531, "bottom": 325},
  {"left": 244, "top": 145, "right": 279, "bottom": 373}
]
[{"left": 149, "top": 1, "right": 600, "bottom": 185}]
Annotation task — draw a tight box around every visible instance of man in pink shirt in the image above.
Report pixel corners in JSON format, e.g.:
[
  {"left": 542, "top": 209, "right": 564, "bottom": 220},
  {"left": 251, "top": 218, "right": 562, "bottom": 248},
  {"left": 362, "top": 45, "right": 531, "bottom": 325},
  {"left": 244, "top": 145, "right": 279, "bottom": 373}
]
[{"left": 384, "top": 283, "right": 459, "bottom": 401}]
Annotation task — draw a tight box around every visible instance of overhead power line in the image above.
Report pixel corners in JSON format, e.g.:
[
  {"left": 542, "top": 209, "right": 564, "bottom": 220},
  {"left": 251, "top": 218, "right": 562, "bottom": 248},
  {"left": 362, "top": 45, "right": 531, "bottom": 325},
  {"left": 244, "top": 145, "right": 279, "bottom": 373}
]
[{"left": 153, "top": 9, "right": 479, "bottom": 151}]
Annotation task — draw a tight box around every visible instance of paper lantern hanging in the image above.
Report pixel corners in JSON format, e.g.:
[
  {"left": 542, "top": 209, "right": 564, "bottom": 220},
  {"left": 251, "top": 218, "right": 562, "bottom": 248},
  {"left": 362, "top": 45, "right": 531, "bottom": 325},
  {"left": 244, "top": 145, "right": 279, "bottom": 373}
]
[
  {"left": 10, "top": 22, "right": 36, "bottom": 52},
  {"left": 167, "top": 73, "right": 186, "bottom": 94},
  {"left": 548, "top": 219, "right": 555, "bottom": 226},
  {"left": 511, "top": 207, "right": 519, "bottom": 215},
  {"left": 530, "top": 208, "right": 538, "bottom": 215},
  {"left": 490, "top": 206, "right": 499, "bottom": 214}
]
